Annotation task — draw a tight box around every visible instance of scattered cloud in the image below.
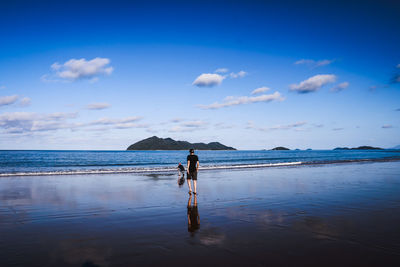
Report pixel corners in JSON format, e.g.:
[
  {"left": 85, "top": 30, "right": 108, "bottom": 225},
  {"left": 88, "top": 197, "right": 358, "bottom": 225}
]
[
  {"left": 0, "top": 111, "right": 146, "bottom": 134},
  {"left": 251, "top": 86, "right": 270, "bottom": 95},
  {"left": 0, "top": 85, "right": 6, "bottom": 90},
  {"left": 46, "top": 57, "right": 113, "bottom": 82},
  {"left": 181, "top": 120, "right": 208, "bottom": 127},
  {"left": 382, "top": 124, "right": 393, "bottom": 129},
  {"left": 0, "top": 111, "right": 78, "bottom": 133},
  {"left": 390, "top": 63, "right": 400, "bottom": 83},
  {"left": 170, "top": 118, "right": 183, "bottom": 123},
  {"left": 391, "top": 73, "right": 400, "bottom": 83},
  {"left": 192, "top": 73, "right": 225, "bottom": 87},
  {"left": 214, "top": 122, "right": 235, "bottom": 129},
  {"left": 330, "top": 82, "right": 349, "bottom": 92},
  {"left": 246, "top": 121, "right": 307, "bottom": 132},
  {"left": 369, "top": 84, "right": 390, "bottom": 92},
  {"left": 215, "top": 68, "right": 229, "bottom": 73},
  {"left": 168, "top": 120, "right": 208, "bottom": 132},
  {"left": 193, "top": 69, "right": 247, "bottom": 87},
  {"left": 294, "top": 59, "right": 334, "bottom": 68},
  {"left": 0, "top": 95, "right": 19, "bottom": 107},
  {"left": 198, "top": 92, "right": 284, "bottom": 109},
  {"left": 19, "top": 97, "right": 31, "bottom": 107},
  {"left": 332, "top": 128, "right": 344, "bottom": 131},
  {"left": 86, "top": 102, "right": 111, "bottom": 110},
  {"left": 290, "top": 74, "right": 337, "bottom": 93},
  {"left": 269, "top": 121, "right": 307, "bottom": 130},
  {"left": 88, "top": 116, "right": 142, "bottom": 126},
  {"left": 396, "top": 108, "right": 400, "bottom": 111},
  {"left": 229, "top": 70, "right": 247, "bottom": 78}
]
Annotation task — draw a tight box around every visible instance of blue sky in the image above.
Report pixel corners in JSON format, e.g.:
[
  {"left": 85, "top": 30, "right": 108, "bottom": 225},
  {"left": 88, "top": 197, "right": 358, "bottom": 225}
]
[{"left": 0, "top": 0, "right": 399, "bottom": 150}]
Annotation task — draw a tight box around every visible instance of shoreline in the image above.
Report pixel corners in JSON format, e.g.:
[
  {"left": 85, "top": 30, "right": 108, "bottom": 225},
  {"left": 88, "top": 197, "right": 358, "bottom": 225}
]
[{"left": 1, "top": 156, "right": 400, "bottom": 177}]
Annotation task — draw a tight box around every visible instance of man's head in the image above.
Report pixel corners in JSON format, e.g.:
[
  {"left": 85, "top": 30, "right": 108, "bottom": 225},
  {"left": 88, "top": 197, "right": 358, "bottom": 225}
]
[{"left": 189, "top": 148, "right": 194, "bottom": 154}]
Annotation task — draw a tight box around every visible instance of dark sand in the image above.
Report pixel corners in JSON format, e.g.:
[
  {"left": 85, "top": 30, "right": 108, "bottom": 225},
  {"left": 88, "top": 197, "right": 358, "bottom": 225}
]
[{"left": 1, "top": 161, "right": 400, "bottom": 266}]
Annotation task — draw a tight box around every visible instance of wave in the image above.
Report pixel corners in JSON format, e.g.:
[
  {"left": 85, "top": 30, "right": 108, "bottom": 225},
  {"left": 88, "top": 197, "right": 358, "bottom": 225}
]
[
  {"left": 1, "top": 157, "right": 399, "bottom": 177},
  {"left": 0, "top": 161, "right": 303, "bottom": 177}
]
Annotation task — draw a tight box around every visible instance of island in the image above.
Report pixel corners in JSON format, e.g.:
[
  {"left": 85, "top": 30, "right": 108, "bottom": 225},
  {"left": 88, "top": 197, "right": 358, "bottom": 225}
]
[
  {"left": 271, "top": 147, "right": 290, "bottom": 151},
  {"left": 333, "top": 146, "right": 383, "bottom": 150},
  {"left": 127, "top": 136, "right": 236, "bottom": 150}
]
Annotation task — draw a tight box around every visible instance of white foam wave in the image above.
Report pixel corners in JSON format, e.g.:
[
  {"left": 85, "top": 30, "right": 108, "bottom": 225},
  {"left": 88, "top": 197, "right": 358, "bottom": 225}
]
[{"left": 0, "top": 162, "right": 303, "bottom": 177}]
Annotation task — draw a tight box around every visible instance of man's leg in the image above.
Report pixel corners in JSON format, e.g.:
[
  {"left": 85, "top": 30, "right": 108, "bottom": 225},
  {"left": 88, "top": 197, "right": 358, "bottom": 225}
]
[
  {"left": 187, "top": 174, "right": 192, "bottom": 193},
  {"left": 193, "top": 179, "right": 197, "bottom": 194}
]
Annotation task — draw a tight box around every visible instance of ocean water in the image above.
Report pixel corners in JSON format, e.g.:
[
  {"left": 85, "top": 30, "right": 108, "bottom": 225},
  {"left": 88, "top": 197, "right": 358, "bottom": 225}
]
[{"left": 0, "top": 149, "right": 399, "bottom": 176}]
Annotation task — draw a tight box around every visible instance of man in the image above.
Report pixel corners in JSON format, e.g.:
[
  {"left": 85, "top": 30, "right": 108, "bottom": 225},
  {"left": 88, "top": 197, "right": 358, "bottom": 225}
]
[{"left": 186, "top": 148, "right": 199, "bottom": 195}]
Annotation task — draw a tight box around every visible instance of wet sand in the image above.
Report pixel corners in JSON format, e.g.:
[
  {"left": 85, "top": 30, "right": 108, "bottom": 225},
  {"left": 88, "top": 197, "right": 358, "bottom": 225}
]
[{"left": 1, "top": 161, "right": 400, "bottom": 266}]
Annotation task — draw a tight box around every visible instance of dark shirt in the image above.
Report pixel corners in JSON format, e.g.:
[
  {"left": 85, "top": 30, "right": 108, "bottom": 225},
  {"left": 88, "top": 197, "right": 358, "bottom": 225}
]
[
  {"left": 187, "top": 154, "right": 199, "bottom": 172},
  {"left": 178, "top": 165, "right": 185, "bottom": 171}
]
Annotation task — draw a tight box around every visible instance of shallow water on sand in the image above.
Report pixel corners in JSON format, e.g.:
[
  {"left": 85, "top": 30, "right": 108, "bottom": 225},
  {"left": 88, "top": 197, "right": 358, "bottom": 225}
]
[{"left": 1, "top": 162, "right": 400, "bottom": 266}]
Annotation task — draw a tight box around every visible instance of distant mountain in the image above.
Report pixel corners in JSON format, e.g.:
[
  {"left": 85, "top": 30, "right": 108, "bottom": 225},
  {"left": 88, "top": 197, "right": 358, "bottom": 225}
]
[
  {"left": 127, "top": 136, "right": 236, "bottom": 150},
  {"left": 334, "top": 146, "right": 383, "bottom": 150},
  {"left": 391, "top": 145, "right": 400, "bottom": 149},
  {"left": 271, "top": 146, "right": 290, "bottom": 151}
]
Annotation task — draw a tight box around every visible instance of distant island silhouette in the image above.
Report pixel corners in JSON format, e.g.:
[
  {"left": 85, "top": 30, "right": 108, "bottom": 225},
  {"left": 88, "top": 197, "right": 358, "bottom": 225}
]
[
  {"left": 127, "top": 136, "right": 236, "bottom": 150},
  {"left": 271, "top": 147, "right": 290, "bottom": 150},
  {"left": 333, "top": 146, "right": 383, "bottom": 150}
]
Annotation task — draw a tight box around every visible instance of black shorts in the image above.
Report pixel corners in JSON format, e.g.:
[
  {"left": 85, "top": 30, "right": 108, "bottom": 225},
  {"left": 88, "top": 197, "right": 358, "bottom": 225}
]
[{"left": 187, "top": 171, "right": 197, "bottom": 180}]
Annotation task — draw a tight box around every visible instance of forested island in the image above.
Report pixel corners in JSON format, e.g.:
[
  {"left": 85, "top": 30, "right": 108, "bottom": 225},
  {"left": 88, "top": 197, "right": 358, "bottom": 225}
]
[{"left": 127, "top": 136, "right": 236, "bottom": 150}]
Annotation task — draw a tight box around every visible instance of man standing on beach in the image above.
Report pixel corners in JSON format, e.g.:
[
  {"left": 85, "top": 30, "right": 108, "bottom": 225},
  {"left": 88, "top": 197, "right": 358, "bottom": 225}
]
[{"left": 187, "top": 148, "right": 199, "bottom": 195}]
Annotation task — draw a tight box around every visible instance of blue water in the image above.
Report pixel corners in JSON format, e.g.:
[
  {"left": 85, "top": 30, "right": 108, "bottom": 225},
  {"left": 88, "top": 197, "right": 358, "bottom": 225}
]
[{"left": 0, "top": 150, "right": 399, "bottom": 176}]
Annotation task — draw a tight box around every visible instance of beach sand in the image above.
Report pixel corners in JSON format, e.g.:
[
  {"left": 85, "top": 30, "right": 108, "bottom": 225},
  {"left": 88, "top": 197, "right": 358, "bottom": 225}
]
[{"left": 1, "top": 161, "right": 400, "bottom": 266}]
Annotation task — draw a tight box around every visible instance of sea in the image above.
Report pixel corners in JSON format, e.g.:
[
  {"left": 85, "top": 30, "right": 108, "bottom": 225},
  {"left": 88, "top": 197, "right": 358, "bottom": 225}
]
[{"left": 1, "top": 149, "right": 400, "bottom": 177}]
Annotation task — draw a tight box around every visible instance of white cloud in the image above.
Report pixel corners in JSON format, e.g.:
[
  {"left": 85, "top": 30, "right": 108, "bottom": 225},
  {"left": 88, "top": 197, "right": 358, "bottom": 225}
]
[
  {"left": 0, "top": 85, "right": 6, "bottom": 90},
  {"left": 170, "top": 118, "right": 183, "bottom": 123},
  {"left": 214, "top": 122, "right": 235, "bottom": 129},
  {"left": 330, "top": 82, "right": 349, "bottom": 92},
  {"left": 0, "top": 95, "right": 19, "bottom": 106},
  {"left": 86, "top": 102, "right": 111, "bottom": 110},
  {"left": 89, "top": 116, "right": 142, "bottom": 126},
  {"left": 0, "top": 111, "right": 146, "bottom": 134},
  {"left": 294, "top": 59, "right": 334, "bottom": 67},
  {"left": 382, "top": 124, "right": 393, "bottom": 129},
  {"left": 246, "top": 121, "right": 307, "bottom": 132},
  {"left": 0, "top": 112, "right": 78, "bottom": 133},
  {"left": 192, "top": 73, "right": 225, "bottom": 87},
  {"left": 269, "top": 121, "right": 307, "bottom": 130},
  {"left": 332, "top": 128, "right": 344, "bottom": 131},
  {"left": 19, "top": 97, "right": 31, "bottom": 107},
  {"left": 48, "top": 57, "right": 113, "bottom": 81},
  {"left": 290, "top": 74, "right": 337, "bottom": 93},
  {"left": 181, "top": 120, "right": 208, "bottom": 127},
  {"left": 215, "top": 68, "right": 229, "bottom": 73},
  {"left": 198, "top": 92, "right": 284, "bottom": 109},
  {"left": 168, "top": 120, "right": 208, "bottom": 132},
  {"left": 397, "top": 64, "right": 400, "bottom": 68},
  {"left": 230, "top": 70, "right": 247, "bottom": 78},
  {"left": 251, "top": 86, "right": 270, "bottom": 95}
]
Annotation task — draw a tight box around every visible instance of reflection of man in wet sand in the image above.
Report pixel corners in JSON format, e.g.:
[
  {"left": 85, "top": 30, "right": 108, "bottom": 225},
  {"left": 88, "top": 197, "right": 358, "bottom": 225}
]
[{"left": 187, "top": 195, "right": 200, "bottom": 234}]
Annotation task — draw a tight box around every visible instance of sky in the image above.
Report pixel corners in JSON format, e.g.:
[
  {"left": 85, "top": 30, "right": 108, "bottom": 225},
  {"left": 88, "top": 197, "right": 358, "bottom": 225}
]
[{"left": 0, "top": 0, "right": 399, "bottom": 150}]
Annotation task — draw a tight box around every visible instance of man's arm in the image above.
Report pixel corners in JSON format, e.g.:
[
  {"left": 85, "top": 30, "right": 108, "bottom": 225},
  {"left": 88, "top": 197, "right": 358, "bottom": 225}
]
[{"left": 196, "top": 160, "right": 199, "bottom": 171}]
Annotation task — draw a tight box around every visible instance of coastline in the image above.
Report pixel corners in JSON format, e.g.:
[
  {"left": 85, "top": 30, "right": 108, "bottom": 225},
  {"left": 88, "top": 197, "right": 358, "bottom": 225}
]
[
  {"left": 1, "top": 156, "right": 400, "bottom": 177},
  {"left": 1, "top": 161, "right": 400, "bottom": 266}
]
